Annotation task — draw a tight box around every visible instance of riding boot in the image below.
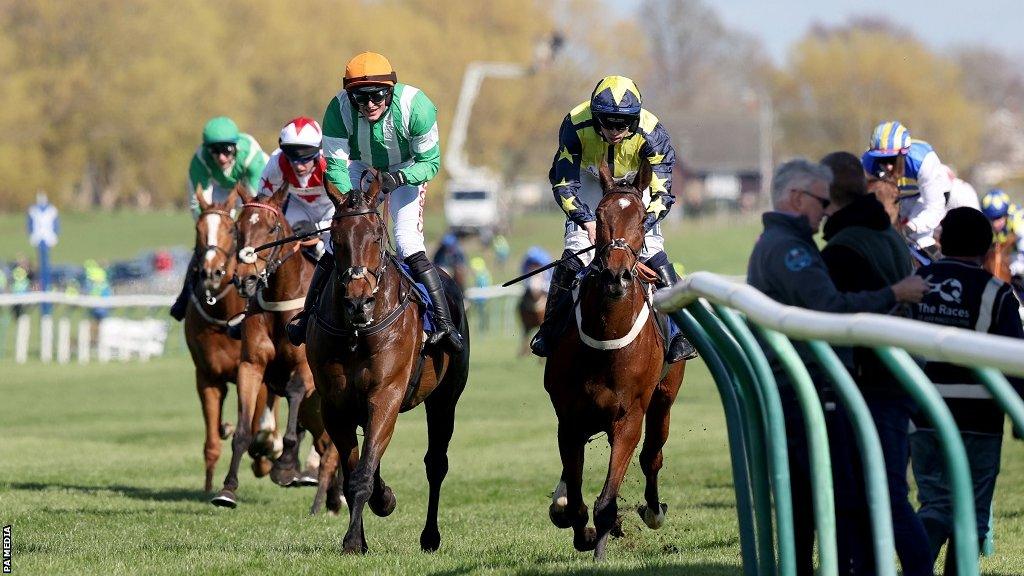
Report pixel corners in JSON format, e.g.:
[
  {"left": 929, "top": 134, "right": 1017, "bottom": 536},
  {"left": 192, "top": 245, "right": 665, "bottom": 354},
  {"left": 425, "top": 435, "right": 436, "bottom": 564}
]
[
  {"left": 409, "top": 257, "right": 465, "bottom": 354},
  {"left": 654, "top": 264, "right": 698, "bottom": 362},
  {"left": 170, "top": 253, "right": 199, "bottom": 321},
  {"left": 529, "top": 256, "right": 580, "bottom": 357},
  {"left": 285, "top": 255, "right": 333, "bottom": 346}
]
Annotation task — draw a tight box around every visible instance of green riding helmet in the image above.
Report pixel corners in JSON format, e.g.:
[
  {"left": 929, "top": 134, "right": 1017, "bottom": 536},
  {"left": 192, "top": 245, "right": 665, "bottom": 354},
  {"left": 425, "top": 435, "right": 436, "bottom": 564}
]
[{"left": 202, "top": 116, "right": 240, "bottom": 145}]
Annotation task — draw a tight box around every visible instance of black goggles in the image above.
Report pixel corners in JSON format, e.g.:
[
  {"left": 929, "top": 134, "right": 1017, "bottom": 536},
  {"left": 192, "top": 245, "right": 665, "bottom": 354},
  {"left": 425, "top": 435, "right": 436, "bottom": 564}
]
[
  {"left": 282, "top": 146, "right": 320, "bottom": 163},
  {"left": 206, "top": 143, "right": 237, "bottom": 156},
  {"left": 596, "top": 113, "right": 635, "bottom": 132},
  {"left": 352, "top": 87, "right": 391, "bottom": 106}
]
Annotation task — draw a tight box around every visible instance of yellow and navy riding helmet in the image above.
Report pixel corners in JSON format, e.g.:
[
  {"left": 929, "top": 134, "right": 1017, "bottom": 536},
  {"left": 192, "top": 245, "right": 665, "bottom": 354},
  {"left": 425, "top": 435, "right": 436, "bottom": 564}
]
[
  {"left": 590, "top": 75, "right": 643, "bottom": 134},
  {"left": 981, "top": 188, "right": 1011, "bottom": 220},
  {"left": 866, "top": 121, "right": 912, "bottom": 158}
]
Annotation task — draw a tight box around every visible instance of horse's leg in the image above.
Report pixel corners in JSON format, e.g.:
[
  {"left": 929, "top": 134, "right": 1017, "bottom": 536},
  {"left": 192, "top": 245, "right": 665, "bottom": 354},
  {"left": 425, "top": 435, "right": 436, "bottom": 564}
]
[
  {"left": 593, "top": 412, "right": 644, "bottom": 561},
  {"left": 310, "top": 440, "right": 340, "bottom": 515},
  {"left": 368, "top": 465, "right": 397, "bottom": 518},
  {"left": 417, "top": 381, "right": 465, "bottom": 552},
  {"left": 342, "top": 391, "right": 402, "bottom": 555},
  {"left": 551, "top": 422, "right": 595, "bottom": 552},
  {"left": 270, "top": 370, "right": 307, "bottom": 487},
  {"left": 249, "top": 385, "right": 274, "bottom": 478},
  {"left": 638, "top": 369, "right": 684, "bottom": 530},
  {"left": 196, "top": 373, "right": 228, "bottom": 493},
  {"left": 211, "top": 361, "right": 263, "bottom": 508},
  {"left": 321, "top": 400, "right": 362, "bottom": 552}
]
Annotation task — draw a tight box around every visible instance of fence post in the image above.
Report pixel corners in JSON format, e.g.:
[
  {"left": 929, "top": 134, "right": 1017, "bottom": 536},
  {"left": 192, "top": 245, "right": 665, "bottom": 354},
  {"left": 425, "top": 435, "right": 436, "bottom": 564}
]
[
  {"left": 15, "top": 313, "right": 30, "bottom": 364},
  {"left": 40, "top": 314, "right": 54, "bottom": 362},
  {"left": 687, "top": 303, "right": 780, "bottom": 576},
  {"left": 670, "top": 308, "right": 761, "bottom": 576},
  {"left": 57, "top": 317, "right": 71, "bottom": 364},
  {"left": 874, "top": 346, "right": 978, "bottom": 576},
  {"left": 77, "top": 320, "right": 91, "bottom": 364},
  {"left": 755, "top": 327, "right": 837, "bottom": 576},
  {"left": 805, "top": 340, "right": 896, "bottom": 576}
]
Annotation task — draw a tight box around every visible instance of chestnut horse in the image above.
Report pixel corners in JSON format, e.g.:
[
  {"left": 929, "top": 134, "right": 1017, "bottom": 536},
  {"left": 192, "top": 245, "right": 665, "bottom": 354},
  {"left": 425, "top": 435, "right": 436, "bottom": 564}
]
[
  {"left": 305, "top": 176, "right": 470, "bottom": 554},
  {"left": 545, "top": 160, "right": 686, "bottom": 560},
  {"left": 211, "top": 183, "right": 339, "bottom": 511},
  {"left": 184, "top": 184, "right": 279, "bottom": 492},
  {"left": 517, "top": 269, "right": 547, "bottom": 356},
  {"left": 985, "top": 233, "right": 1015, "bottom": 282}
]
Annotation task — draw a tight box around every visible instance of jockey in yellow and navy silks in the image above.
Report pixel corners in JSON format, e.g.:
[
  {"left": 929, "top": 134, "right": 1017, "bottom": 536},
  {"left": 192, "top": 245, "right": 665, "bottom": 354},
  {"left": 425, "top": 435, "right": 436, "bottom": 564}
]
[
  {"left": 861, "top": 121, "right": 952, "bottom": 257},
  {"left": 531, "top": 75, "right": 695, "bottom": 363}
]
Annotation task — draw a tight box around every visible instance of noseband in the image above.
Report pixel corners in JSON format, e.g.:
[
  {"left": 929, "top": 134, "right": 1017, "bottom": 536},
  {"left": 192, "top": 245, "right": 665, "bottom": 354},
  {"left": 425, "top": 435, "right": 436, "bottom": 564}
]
[
  {"left": 593, "top": 237, "right": 642, "bottom": 278},
  {"left": 332, "top": 206, "right": 388, "bottom": 299},
  {"left": 236, "top": 201, "right": 292, "bottom": 295},
  {"left": 196, "top": 208, "right": 237, "bottom": 304}
]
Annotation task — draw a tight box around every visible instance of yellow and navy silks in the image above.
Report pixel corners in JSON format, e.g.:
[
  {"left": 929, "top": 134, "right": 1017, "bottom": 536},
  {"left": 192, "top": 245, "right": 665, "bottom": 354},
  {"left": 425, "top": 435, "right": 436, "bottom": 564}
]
[{"left": 548, "top": 100, "right": 676, "bottom": 228}]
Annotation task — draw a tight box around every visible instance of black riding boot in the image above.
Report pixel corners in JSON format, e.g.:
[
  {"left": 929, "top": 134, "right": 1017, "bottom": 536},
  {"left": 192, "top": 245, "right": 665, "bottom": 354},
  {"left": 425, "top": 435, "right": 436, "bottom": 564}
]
[
  {"left": 529, "top": 254, "right": 580, "bottom": 357},
  {"left": 655, "top": 264, "right": 698, "bottom": 362},
  {"left": 170, "top": 253, "right": 199, "bottom": 321},
  {"left": 406, "top": 253, "right": 464, "bottom": 354},
  {"left": 286, "top": 256, "right": 333, "bottom": 346}
]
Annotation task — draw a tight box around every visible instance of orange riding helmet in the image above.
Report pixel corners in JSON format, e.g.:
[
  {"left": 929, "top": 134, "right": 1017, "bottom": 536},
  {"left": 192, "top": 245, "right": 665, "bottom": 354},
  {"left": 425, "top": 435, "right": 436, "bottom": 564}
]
[{"left": 343, "top": 52, "right": 398, "bottom": 109}]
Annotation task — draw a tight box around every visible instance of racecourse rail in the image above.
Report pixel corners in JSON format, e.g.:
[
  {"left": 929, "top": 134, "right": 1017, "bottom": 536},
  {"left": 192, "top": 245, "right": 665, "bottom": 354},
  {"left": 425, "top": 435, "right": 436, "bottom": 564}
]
[{"left": 654, "top": 271, "right": 1024, "bottom": 576}]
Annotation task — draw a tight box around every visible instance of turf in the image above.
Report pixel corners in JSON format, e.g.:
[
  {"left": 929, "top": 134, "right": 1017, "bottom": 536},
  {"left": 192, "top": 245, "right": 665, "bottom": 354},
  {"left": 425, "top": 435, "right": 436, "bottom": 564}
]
[{"left": 3, "top": 337, "right": 1024, "bottom": 575}]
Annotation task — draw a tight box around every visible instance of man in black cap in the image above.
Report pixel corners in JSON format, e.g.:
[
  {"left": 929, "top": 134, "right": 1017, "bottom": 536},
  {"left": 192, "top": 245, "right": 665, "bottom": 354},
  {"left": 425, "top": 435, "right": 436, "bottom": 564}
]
[{"left": 909, "top": 207, "right": 1024, "bottom": 575}]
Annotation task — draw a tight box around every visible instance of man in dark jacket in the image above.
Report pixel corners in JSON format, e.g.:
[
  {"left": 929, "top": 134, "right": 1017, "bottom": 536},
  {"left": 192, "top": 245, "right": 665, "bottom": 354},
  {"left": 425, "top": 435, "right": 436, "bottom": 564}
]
[
  {"left": 748, "top": 158, "right": 928, "bottom": 576},
  {"left": 909, "top": 207, "right": 1024, "bottom": 575},
  {"left": 820, "top": 151, "right": 932, "bottom": 576}
]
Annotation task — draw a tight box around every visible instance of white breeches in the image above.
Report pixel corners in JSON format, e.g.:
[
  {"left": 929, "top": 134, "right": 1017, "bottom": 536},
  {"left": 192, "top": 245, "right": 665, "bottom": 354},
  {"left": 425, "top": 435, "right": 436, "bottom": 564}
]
[{"left": 349, "top": 161, "right": 426, "bottom": 260}]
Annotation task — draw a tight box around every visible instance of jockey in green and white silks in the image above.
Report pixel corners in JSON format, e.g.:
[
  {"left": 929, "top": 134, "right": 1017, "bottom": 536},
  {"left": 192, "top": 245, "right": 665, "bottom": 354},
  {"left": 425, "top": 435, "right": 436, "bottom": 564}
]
[
  {"left": 285, "top": 52, "right": 463, "bottom": 354},
  {"left": 187, "top": 116, "right": 269, "bottom": 220},
  {"left": 172, "top": 117, "right": 269, "bottom": 321}
]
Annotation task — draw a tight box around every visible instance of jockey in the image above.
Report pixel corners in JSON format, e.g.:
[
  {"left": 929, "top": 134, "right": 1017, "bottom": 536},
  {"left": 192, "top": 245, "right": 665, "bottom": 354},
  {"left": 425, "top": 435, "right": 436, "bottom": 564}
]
[
  {"left": 861, "top": 121, "right": 952, "bottom": 258},
  {"left": 530, "top": 75, "right": 696, "bottom": 362},
  {"left": 257, "top": 117, "right": 334, "bottom": 256},
  {"left": 171, "top": 116, "right": 269, "bottom": 321},
  {"left": 286, "top": 52, "right": 464, "bottom": 353},
  {"left": 981, "top": 189, "right": 1024, "bottom": 279}
]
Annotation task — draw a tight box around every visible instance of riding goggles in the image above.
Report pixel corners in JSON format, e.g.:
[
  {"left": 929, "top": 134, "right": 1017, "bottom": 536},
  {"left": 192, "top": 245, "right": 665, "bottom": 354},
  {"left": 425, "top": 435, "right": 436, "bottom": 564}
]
[
  {"left": 282, "top": 146, "right": 320, "bottom": 164},
  {"left": 351, "top": 86, "right": 391, "bottom": 106},
  {"left": 206, "top": 143, "right": 237, "bottom": 157}
]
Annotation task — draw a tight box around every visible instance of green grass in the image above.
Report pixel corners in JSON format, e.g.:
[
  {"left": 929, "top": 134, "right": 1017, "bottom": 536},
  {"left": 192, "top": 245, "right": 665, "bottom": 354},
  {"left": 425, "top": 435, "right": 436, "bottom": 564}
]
[
  {"left": 3, "top": 337, "right": 1024, "bottom": 575},
  {"left": 0, "top": 208, "right": 760, "bottom": 276}
]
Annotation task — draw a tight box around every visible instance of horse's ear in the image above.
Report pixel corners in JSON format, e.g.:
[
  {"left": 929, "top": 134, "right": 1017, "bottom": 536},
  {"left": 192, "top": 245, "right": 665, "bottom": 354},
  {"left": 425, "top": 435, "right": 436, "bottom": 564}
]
[
  {"left": 325, "top": 178, "right": 346, "bottom": 209},
  {"left": 219, "top": 182, "right": 243, "bottom": 211},
  {"left": 364, "top": 171, "right": 381, "bottom": 206},
  {"left": 194, "top": 183, "right": 211, "bottom": 212},
  {"left": 633, "top": 157, "right": 652, "bottom": 193},
  {"left": 598, "top": 159, "right": 615, "bottom": 195},
  {"left": 269, "top": 181, "right": 289, "bottom": 206}
]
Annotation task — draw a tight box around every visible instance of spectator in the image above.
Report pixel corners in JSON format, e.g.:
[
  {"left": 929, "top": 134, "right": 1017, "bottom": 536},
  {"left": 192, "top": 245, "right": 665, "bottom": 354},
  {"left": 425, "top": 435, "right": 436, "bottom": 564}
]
[
  {"left": 820, "top": 151, "right": 932, "bottom": 576},
  {"left": 492, "top": 234, "right": 510, "bottom": 270},
  {"left": 469, "top": 256, "right": 491, "bottom": 332},
  {"left": 83, "top": 259, "right": 112, "bottom": 321},
  {"left": 909, "top": 207, "right": 1024, "bottom": 575},
  {"left": 747, "top": 158, "right": 928, "bottom": 576}
]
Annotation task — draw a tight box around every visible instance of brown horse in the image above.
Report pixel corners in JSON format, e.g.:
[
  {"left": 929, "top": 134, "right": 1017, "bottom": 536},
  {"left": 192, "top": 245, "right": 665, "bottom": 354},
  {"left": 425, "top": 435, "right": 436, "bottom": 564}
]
[
  {"left": 517, "top": 268, "right": 547, "bottom": 356},
  {"left": 305, "top": 176, "right": 470, "bottom": 554},
  {"left": 184, "top": 184, "right": 280, "bottom": 492},
  {"left": 544, "top": 160, "right": 686, "bottom": 560},
  {"left": 210, "top": 184, "right": 339, "bottom": 511},
  {"left": 985, "top": 233, "right": 1015, "bottom": 282}
]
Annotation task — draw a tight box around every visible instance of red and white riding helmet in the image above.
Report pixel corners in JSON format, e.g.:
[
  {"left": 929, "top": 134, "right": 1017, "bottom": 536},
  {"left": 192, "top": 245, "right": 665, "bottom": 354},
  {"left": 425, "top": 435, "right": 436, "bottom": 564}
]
[{"left": 279, "top": 117, "right": 322, "bottom": 148}]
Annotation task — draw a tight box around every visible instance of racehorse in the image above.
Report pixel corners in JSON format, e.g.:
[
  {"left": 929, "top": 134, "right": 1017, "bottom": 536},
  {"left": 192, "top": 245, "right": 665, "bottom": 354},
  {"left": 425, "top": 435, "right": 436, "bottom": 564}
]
[
  {"left": 184, "top": 183, "right": 280, "bottom": 493},
  {"left": 985, "top": 233, "right": 1015, "bottom": 283},
  {"left": 544, "top": 160, "right": 686, "bottom": 560},
  {"left": 305, "top": 174, "right": 470, "bottom": 554},
  {"left": 210, "top": 183, "right": 337, "bottom": 510},
  {"left": 517, "top": 268, "right": 547, "bottom": 356}
]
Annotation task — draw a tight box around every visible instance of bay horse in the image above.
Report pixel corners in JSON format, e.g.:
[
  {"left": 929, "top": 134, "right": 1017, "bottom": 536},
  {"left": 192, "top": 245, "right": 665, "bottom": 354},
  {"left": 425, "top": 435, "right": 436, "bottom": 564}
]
[
  {"left": 545, "top": 160, "right": 686, "bottom": 560},
  {"left": 184, "top": 183, "right": 280, "bottom": 493},
  {"left": 517, "top": 269, "right": 547, "bottom": 356},
  {"left": 305, "top": 175, "right": 470, "bottom": 554},
  {"left": 211, "top": 183, "right": 340, "bottom": 512}
]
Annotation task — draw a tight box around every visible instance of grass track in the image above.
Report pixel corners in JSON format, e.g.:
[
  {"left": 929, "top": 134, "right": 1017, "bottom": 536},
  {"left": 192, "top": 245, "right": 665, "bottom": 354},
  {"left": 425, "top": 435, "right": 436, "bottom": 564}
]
[{"left": 3, "top": 335, "right": 1024, "bottom": 575}]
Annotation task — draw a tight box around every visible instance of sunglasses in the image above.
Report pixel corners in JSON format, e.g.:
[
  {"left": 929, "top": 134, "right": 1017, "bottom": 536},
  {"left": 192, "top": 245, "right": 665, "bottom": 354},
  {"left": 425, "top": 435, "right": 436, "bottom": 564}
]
[
  {"left": 352, "top": 87, "right": 391, "bottom": 106},
  {"left": 596, "top": 114, "right": 633, "bottom": 132},
  {"left": 796, "top": 189, "right": 831, "bottom": 210},
  {"left": 283, "top": 149, "right": 319, "bottom": 164},
  {"left": 207, "top": 144, "right": 237, "bottom": 157}
]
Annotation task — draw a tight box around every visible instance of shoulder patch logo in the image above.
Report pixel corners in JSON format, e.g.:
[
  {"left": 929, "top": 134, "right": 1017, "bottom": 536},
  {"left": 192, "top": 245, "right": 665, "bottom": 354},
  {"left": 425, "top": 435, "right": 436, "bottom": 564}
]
[{"left": 784, "top": 247, "right": 812, "bottom": 272}]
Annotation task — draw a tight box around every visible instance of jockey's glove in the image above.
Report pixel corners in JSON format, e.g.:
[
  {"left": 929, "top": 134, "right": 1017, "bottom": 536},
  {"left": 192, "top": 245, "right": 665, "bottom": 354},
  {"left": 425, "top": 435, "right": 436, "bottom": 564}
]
[{"left": 380, "top": 170, "right": 407, "bottom": 194}]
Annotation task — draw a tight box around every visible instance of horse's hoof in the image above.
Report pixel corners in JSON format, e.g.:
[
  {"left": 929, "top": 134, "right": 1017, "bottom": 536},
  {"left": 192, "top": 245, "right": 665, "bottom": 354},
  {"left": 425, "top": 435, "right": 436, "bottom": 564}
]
[
  {"left": 251, "top": 457, "right": 272, "bottom": 478},
  {"left": 219, "top": 422, "right": 235, "bottom": 440},
  {"left": 638, "top": 502, "right": 667, "bottom": 530},
  {"left": 369, "top": 486, "right": 396, "bottom": 517},
  {"left": 326, "top": 495, "right": 347, "bottom": 515},
  {"left": 573, "top": 527, "right": 597, "bottom": 552},
  {"left": 210, "top": 490, "right": 238, "bottom": 508},
  {"left": 549, "top": 502, "right": 573, "bottom": 529},
  {"left": 295, "top": 468, "right": 319, "bottom": 487},
  {"left": 270, "top": 465, "right": 299, "bottom": 487},
  {"left": 341, "top": 536, "right": 368, "bottom": 555},
  {"left": 420, "top": 528, "right": 441, "bottom": 552}
]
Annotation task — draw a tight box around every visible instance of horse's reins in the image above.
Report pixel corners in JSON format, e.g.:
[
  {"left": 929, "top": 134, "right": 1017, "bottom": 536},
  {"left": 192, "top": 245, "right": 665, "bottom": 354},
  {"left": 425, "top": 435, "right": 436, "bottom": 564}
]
[{"left": 194, "top": 208, "right": 239, "bottom": 309}]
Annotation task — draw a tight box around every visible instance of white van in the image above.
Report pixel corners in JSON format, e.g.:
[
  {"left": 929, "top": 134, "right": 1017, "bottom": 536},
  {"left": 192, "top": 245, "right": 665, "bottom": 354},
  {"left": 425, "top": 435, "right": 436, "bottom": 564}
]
[{"left": 444, "top": 176, "right": 500, "bottom": 236}]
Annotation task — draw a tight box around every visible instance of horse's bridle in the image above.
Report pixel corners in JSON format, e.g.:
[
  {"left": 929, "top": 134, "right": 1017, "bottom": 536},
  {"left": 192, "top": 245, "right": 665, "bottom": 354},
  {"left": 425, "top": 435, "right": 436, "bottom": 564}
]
[
  {"left": 592, "top": 237, "right": 643, "bottom": 278},
  {"left": 195, "top": 207, "right": 237, "bottom": 305},
  {"left": 236, "top": 201, "right": 293, "bottom": 296},
  {"left": 332, "top": 205, "right": 389, "bottom": 300}
]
